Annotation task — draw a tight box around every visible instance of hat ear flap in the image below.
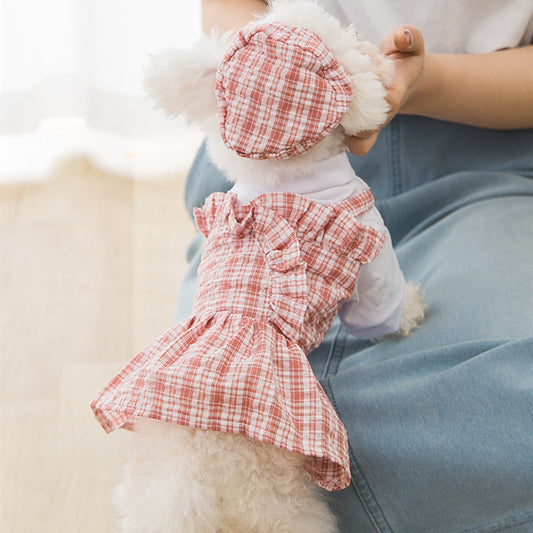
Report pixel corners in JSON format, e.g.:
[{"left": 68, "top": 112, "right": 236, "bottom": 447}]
[{"left": 144, "top": 32, "right": 228, "bottom": 126}]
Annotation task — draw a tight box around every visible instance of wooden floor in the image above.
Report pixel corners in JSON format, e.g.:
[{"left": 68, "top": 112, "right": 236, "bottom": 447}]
[{"left": 0, "top": 159, "right": 196, "bottom": 532}]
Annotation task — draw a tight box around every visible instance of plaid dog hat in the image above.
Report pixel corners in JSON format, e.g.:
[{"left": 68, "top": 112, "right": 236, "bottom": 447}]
[{"left": 214, "top": 22, "right": 353, "bottom": 160}]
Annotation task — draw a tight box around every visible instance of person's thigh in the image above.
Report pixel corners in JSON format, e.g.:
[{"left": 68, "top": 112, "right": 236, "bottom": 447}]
[
  {"left": 177, "top": 121, "right": 533, "bottom": 532},
  {"left": 315, "top": 173, "right": 533, "bottom": 533}
]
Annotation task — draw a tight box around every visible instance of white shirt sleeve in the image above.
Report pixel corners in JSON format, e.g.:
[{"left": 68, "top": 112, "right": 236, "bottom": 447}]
[{"left": 338, "top": 206, "right": 405, "bottom": 339}]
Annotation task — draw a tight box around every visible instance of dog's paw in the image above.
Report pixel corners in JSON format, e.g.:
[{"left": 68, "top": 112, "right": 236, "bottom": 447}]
[{"left": 396, "top": 281, "right": 426, "bottom": 337}]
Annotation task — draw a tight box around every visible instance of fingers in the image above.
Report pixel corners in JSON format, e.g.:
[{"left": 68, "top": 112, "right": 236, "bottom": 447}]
[
  {"left": 380, "top": 25, "right": 425, "bottom": 57},
  {"left": 391, "top": 25, "right": 425, "bottom": 55},
  {"left": 346, "top": 26, "right": 425, "bottom": 156},
  {"left": 345, "top": 131, "right": 379, "bottom": 157}
]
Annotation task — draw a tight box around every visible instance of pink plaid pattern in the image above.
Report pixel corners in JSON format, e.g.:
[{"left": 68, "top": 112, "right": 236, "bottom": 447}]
[
  {"left": 91, "top": 191, "right": 385, "bottom": 491},
  {"left": 214, "top": 23, "right": 353, "bottom": 159}
]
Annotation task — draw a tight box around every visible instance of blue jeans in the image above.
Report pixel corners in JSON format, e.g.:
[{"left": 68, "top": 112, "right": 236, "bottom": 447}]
[{"left": 177, "top": 116, "right": 533, "bottom": 533}]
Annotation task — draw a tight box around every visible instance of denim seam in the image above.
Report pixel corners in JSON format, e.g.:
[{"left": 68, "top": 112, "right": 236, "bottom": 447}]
[
  {"left": 456, "top": 510, "right": 533, "bottom": 533},
  {"left": 322, "top": 377, "right": 395, "bottom": 533},
  {"left": 321, "top": 321, "right": 345, "bottom": 379},
  {"left": 347, "top": 446, "right": 395, "bottom": 533},
  {"left": 389, "top": 118, "right": 402, "bottom": 196},
  {"left": 322, "top": 341, "right": 395, "bottom": 533}
]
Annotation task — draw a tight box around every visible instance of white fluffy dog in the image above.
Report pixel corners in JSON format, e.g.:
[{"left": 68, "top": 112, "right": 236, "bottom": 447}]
[{"left": 92, "top": 2, "right": 426, "bottom": 531}]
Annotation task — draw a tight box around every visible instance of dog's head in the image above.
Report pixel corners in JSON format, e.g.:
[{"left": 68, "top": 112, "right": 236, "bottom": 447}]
[{"left": 144, "top": 0, "right": 393, "bottom": 185}]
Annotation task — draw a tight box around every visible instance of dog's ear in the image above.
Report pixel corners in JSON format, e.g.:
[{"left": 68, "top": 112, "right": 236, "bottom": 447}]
[
  {"left": 144, "top": 32, "right": 227, "bottom": 126},
  {"left": 339, "top": 42, "right": 395, "bottom": 136}
]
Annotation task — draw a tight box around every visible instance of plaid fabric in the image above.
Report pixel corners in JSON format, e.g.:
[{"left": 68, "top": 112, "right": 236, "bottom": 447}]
[
  {"left": 92, "top": 191, "right": 385, "bottom": 491},
  {"left": 214, "top": 23, "right": 353, "bottom": 160}
]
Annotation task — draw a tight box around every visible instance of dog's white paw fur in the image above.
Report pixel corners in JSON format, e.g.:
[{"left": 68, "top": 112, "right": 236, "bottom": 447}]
[
  {"left": 396, "top": 281, "right": 427, "bottom": 337},
  {"left": 114, "top": 419, "right": 338, "bottom": 533}
]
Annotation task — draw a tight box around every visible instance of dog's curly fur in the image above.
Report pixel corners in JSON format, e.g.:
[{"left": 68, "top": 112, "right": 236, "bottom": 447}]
[
  {"left": 115, "top": 420, "right": 338, "bottom": 532},
  {"left": 112, "top": 2, "right": 426, "bottom": 531}
]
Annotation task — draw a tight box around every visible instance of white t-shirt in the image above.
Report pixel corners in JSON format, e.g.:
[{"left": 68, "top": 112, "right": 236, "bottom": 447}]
[
  {"left": 318, "top": 0, "right": 533, "bottom": 53},
  {"left": 231, "top": 152, "right": 405, "bottom": 339}
]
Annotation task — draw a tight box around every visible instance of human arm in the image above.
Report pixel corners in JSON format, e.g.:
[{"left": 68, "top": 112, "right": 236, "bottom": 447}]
[
  {"left": 202, "top": 0, "right": 268, "bottom": 33},
  {"left": 404, "top": 45, "right": 533, "bottom": 130},
  {"left": 347, "top": 27, "right": 533, "bottom": 155}
]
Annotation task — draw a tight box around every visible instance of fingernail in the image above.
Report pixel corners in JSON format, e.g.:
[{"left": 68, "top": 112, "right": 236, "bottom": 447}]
[{"left": 403, "top": 28, "right": 414, "bottom": 47}]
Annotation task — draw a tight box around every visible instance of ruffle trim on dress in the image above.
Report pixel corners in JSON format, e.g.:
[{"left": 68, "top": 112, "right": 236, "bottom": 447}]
[
  {"left": 91, "top": 312, "right": 351, "bottom": 491},
  {"left": 197, "top": 193, "right": 310, "bottom": 340},
  {"left": 194, "top": 190, "right": 386, "bottom": 316},
  {"left": 195, "top": 190, "right": 383, "bottom": 251}
]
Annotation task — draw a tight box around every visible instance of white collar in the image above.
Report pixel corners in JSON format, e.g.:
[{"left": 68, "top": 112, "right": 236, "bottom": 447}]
[{"left": 231, "top": 152, "right": 368, "bottom": 206}]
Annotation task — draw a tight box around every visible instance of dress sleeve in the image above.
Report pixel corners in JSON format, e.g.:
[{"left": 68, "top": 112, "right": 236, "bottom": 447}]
[{"left": 338, "top": 206, "right": 405, "bottom": 339}]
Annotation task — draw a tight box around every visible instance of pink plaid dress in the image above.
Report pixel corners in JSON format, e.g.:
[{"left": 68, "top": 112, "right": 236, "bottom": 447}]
[{"left": 92, "top": 190, "right": 385, "bottom": 491}]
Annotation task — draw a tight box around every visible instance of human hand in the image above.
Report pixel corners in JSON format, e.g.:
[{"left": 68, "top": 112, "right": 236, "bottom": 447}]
[{"left": 345, "top": 25, "right": 425, "bottom": 156}]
